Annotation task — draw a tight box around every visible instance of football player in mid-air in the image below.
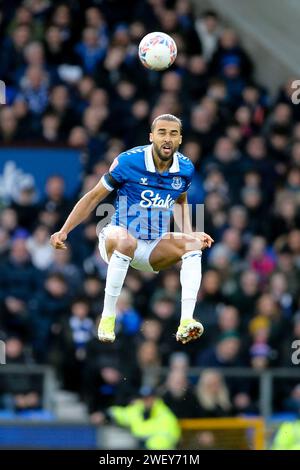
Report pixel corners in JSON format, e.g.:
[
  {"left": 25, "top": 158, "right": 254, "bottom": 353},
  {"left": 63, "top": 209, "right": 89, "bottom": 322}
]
[{"left": 50, "top": 114, "right": 214, "bottom": 344}]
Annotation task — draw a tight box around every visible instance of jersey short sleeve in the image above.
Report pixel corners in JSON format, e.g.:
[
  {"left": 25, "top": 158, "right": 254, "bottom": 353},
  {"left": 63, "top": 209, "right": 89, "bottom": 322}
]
[
  {"left": 184, "top": 162, "right": 195, "bottom": 192},
  {"left": 101, "top": 153, "right": 129, "bottom": 191}
]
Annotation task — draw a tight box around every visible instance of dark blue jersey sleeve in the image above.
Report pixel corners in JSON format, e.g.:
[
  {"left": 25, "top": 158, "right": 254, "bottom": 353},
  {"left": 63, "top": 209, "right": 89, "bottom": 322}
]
[{"left": 184, "top": 162, "right": 195, "bottom": 192}]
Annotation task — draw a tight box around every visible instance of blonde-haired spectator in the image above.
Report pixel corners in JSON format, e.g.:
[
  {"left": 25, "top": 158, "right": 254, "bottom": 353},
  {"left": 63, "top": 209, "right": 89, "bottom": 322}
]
[{"left": 196, "top": 369, "right": 232, "bottom": 417}]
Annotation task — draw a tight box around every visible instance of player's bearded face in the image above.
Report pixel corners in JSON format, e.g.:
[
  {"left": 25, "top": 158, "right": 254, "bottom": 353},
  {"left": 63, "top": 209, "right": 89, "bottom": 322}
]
[{"left": 151, "top": 121, "right": 182, "bottom": 161}]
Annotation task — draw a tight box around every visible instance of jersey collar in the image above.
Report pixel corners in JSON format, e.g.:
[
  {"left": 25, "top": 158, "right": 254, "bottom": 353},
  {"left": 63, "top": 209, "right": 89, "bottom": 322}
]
[{"left": 145, "top": 145, "right": 179, "bottom": 173}]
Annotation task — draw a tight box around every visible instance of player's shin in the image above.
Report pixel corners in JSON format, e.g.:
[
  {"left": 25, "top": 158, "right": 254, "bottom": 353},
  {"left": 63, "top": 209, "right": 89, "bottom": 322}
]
[
  {"left": 176, "top": 250, "right": 203, "bottom": 343},
  {"left": 102, "top": 250, "right": 132, "bottom": 319},
  {"left": 99, "top": 250, "right": 132, "bottom": 342},
  {"left": 180, "top": 250, "right": 202, "bottom": 320}
]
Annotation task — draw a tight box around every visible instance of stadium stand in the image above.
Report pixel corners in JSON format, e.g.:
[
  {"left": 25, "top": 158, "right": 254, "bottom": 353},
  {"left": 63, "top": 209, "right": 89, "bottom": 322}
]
[{"left": 0, "top": 0, "right": 300, "bottom": 449}]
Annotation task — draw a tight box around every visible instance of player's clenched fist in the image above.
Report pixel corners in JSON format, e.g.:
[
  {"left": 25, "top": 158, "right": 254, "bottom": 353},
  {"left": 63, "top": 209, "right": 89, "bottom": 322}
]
[{"left": 50, "top": 231, "right": 68, "bottom": 250}]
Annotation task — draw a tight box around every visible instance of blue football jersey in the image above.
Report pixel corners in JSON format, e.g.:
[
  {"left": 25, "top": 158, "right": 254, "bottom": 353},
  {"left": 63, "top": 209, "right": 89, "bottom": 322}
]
[{"left": 102, "top": 144, "right": 194, "bottom": 240}]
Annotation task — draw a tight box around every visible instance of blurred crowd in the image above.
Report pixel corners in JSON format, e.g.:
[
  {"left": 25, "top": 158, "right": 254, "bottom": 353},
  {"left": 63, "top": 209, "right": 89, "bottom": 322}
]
[{"left": 1, "top": 0, "right": 300, "bottom": 421}]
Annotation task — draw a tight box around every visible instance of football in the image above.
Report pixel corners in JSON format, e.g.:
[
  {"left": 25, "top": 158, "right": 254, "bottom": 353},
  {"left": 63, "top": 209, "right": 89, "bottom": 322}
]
[{"left": 138, "top": 32, "right": 177, "bottom": 71}]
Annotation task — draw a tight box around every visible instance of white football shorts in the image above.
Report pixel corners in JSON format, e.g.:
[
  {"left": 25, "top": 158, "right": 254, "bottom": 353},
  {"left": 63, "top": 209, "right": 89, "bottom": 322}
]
[{"left": 98, "top": 224, "right": 168, "bottom": 273}]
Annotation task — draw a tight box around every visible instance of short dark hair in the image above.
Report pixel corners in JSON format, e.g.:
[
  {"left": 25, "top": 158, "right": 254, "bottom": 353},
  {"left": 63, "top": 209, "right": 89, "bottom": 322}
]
[
  {"left": 71, "top": 297, "right": 90, "bottom": 307},
  {"left": 151, "top": 114, "right": 182, "bottom": 132},
  {"left": 202, "top": 10, "right": 219, "bottom": 19},
  {"left": 46, "top": 272, "right": 66, "bottom": 284}
]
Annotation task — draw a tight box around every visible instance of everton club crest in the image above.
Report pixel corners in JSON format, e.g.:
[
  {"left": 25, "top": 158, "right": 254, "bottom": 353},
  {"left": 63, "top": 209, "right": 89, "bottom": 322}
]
[{"left": 171, "top": 176, "right": 182, "bottom": 190}]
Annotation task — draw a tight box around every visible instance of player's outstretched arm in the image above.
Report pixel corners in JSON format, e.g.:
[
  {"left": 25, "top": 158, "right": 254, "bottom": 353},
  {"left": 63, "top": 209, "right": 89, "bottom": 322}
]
[{"left": 50, "top": 180, "right": 111, "bottom": 250}]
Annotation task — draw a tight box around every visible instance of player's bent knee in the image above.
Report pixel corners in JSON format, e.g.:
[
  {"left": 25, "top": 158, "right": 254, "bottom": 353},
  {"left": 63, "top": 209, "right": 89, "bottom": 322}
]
[
  {"left": 105, "top": 227, "right": 137, "bottom": 259},
  {"left": 115, "top": 238, "right": 137, "bottom": 258}
]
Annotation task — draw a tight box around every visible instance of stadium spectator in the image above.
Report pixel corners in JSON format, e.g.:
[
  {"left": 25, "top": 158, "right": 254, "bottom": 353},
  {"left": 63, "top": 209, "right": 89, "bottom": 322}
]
[
  {"left": 48, "top": 247, "right": 82, "bottom": 295},
  {"left": 196, "top": 333, "right": 243, "bottom": 368},
  {"left": 271, "top": 411, "right": 300, "bottom": 450},
  {"left": 1, "top": 0, "right": 300, "bottom": 420},
  {"left": 161, "top": 369, "right": 199, "bottom": 418},
  {"left": 106, "top": 385, "right": 181, "bottom": 449},
  {"left": 194, "top": 10, "right": 221, "bottom": 61},
  {"left": 0, "top": 336, "right": 42, "bottom": 413},
  {"left": 195, "top": 369, "right": 232, "bottom": 417},
  {"left": 30, "top": 272, "right": 70, "bottom": 362},
  {"left": 0, "top": 236, "right": 41, "bottom": 303},
  {"left": 54, "top": 297, "right": 94, "bottom": 393},
  {"left": 0, "top": 107, "right": 20, "bottom": 144}
]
